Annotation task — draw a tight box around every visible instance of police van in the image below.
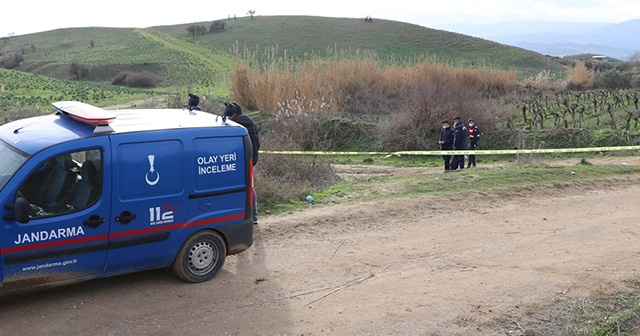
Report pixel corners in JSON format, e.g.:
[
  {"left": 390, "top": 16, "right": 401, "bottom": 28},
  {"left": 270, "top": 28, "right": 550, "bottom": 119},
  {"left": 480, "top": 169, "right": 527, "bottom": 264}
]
[{"left": 0, "top": 101, "right": 254, "bottom": 294}]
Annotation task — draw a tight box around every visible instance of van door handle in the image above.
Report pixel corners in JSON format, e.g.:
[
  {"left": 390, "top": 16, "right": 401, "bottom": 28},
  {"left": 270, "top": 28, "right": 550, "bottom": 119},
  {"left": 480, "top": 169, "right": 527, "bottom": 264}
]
[
  {"left": 84, "top": 214, "right": 105, "bottom": 229},
  {"left": 116, "top": 211, "right": 136, "bottom": 225}
]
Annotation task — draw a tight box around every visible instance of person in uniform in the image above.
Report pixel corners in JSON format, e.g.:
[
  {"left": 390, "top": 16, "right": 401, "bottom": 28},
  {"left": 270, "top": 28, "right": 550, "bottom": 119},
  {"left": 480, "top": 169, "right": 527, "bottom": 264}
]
[
  {"left": 452, "top": 116, "right": 467, "bottom": 170},
  {"left": 467, "top": 118, "right": 480, "bottom": 168},
  {"left": 439, "top": 119, "right": 455, "bottom": 172}
]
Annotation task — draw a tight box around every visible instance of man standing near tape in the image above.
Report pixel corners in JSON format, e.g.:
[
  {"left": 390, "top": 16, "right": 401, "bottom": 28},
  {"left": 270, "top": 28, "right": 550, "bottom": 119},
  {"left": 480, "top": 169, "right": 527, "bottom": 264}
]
[
  {"left": 224, "top": 102, "right": 260, "bottom": 224},
  {"left": 452, "top": 116, "right": 467, "bottom": 170},
  {"left": 467, "top": 118, "right": 480, "bottom": 168},
  {"left": 439, "top": 119, "right": 455, "bottom": 172}
]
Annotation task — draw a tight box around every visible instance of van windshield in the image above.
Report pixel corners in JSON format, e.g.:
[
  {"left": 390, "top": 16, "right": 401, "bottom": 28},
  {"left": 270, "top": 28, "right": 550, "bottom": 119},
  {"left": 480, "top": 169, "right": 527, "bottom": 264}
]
[{"left": 0, "top": 141, "right": 27, "bottom": 190}]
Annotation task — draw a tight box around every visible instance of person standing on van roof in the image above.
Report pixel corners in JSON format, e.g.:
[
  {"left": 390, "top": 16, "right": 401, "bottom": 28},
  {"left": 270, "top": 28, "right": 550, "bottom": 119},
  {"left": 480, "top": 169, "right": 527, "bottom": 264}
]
[
  {"left": 467, "top": 118, "right": 480, "bottom": 168},
  {"left": 439, "top": 119, "right": 455, "bottom": 172},
  {"left": 224, "top": 102, "right": 260, "bottom": 224}
]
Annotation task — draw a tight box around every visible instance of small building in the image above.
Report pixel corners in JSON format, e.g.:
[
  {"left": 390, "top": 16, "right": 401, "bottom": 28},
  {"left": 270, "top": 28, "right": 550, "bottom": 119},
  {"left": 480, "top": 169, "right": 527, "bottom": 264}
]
[{"left": 589, "top": 55, "right": 608, "bottom": 62}]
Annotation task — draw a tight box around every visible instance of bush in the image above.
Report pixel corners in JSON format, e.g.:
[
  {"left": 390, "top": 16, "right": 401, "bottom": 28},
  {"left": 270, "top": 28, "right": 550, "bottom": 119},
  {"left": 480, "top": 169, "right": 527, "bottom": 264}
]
[
  {"left": 111, "top": 71, "right": 161, "bottom": 88},
  {"left": 594, "top": 70, "right": 632, "bottom": 89},
  {"left": 254, "top": 154, "right": 339, "bottom": 207},
  {"left": 265, "top": 110, "right": 378, "bottom": 152},
  {"left": 1, "top": 53, "right": 25, "bottom": 69},
  {"left": 378, "top": 70, "right": 490, "bottom": 151},
  {"left": 565, "top": 62, "right": 594, "bottom": 90}
]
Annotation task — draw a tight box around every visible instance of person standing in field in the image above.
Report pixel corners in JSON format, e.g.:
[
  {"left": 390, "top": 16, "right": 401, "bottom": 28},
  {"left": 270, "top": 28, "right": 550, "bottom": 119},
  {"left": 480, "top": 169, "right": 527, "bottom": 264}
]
[
  {"left": 439, "top": 119, "right": 455, "bottom": 172},
  {"left": 467, "top": 118, "right": 480, "bottom": 168},
  {"left": 452, "top": 116, "right": 467, "bottom": 170},
  {"left": 224, "top": 102, "right": 260, "bottom": 224}
]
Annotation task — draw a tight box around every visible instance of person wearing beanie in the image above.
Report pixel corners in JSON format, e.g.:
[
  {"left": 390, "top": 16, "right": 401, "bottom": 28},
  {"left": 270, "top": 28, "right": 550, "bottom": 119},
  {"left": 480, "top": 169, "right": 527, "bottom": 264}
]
[{"left": 223, "top": 102, "right": 260, "bottom": 224}]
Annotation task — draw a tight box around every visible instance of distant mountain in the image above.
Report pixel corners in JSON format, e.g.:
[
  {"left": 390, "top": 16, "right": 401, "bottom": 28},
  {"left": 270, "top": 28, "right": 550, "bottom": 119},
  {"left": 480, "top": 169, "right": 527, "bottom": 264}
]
[{"left": 438, "top": 19, "right": 640, "bottom": 60}]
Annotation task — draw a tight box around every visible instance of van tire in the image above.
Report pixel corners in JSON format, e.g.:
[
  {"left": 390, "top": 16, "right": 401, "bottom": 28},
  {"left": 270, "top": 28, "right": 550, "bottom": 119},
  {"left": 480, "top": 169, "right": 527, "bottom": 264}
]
[{"left": 173, "top": 231, "right": 227, "bottom": 283}]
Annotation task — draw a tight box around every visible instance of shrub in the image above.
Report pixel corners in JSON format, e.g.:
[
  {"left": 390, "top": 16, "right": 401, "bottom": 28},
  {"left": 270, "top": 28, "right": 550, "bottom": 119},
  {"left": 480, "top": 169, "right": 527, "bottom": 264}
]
[
  {"left": 111, "top": 71, "right": 162, "bottom": 88},
  {"left": 378, "top": 69, "right": 490, "bottom": 151},
  {"left": 594, "top": 70, "right": 632, "bottom": 89},
  {"left": 1, "top": 53, "right": 25, "bottom": 69},
  {"left": 254, "top": 153, "right": 339, "bottom": 207},
  {"left": 565, "top": 62, "right": 594, "bottom": 90}
]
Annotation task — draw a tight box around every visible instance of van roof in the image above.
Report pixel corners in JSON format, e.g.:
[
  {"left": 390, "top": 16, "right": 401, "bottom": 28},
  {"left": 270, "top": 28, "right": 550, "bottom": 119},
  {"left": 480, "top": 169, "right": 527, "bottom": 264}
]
[{"left": 0, "top": 108, "right": 244, "bottom": 155}]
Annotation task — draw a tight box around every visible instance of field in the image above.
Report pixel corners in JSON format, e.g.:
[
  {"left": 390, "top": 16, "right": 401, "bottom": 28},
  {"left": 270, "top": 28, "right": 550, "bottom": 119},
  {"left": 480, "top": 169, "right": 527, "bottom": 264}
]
[{"left": 1, "top": 157, "right": 640, "bottom": 335}]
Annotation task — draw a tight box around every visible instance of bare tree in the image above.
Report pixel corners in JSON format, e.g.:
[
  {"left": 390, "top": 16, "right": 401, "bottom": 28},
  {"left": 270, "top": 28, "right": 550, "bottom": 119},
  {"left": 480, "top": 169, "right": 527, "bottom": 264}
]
[
  {"left": 186, "top": 24, "right": 207, "bottom": 37},
  {"left": 69, "top": 62, "right": 90, "bottom": 80},
  {"left": 247, "top": 10, "right": 255, "bottom": 19},
  {"left": 209, "top": 20, "right": 226, "bottom": 33}
]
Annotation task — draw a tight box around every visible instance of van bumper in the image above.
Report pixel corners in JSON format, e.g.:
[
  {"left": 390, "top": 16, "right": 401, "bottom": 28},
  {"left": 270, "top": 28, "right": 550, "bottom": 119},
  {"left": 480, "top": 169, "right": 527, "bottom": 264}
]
[{"left": 218, "top": 218, "right": 254, "bottom": 255}]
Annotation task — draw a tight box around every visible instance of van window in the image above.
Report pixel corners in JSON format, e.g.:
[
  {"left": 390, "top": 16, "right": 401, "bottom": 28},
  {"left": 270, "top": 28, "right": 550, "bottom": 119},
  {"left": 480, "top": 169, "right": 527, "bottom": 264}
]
[
  {"left": 0, "top": 141, "right": 27, "bottom": 190},
  {"left": 17, "top": 149, "right": 102, "bottom": 219}
]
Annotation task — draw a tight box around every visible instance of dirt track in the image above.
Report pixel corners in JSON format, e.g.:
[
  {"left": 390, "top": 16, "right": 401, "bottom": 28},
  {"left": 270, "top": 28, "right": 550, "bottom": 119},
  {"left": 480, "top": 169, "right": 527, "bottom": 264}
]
[{"left": 1, "top": 158, "right": 640, "bottom": 335}]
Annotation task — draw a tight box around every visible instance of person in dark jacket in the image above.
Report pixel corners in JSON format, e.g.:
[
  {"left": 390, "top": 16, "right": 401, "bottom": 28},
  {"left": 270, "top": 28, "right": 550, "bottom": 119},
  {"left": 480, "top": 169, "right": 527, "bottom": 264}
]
[
  {"left": 451, "top": 116, "right": 467, "bottom": 170},
  {"left": 224, "top": 102, "right": 260, "bottom": 224},
  {"left": 467, "top": 118, "right": 480, "bottom": 168},
  {"left": 439, "top": 119, "right": 455, "bottom": 172},
  {"left": 187, "top": 93, "right": 201, "bottom": 111}
]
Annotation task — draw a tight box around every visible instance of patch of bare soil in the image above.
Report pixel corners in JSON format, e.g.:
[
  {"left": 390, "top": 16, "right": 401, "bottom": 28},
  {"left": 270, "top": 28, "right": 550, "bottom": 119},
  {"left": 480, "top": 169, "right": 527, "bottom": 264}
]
[{"left": 2, "top": 157, "right": 640, "bottom": 335}]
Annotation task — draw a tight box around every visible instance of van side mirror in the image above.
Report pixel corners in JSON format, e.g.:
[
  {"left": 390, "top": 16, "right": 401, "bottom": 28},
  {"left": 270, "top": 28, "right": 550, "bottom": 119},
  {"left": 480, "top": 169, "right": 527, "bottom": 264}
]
[{"left": 3, "top": 197, "right": 30, "bottom": 224}]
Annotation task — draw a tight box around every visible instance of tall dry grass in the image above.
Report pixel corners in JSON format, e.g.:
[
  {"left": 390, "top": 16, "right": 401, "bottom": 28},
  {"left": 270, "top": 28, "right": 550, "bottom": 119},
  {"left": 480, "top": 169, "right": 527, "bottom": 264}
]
[
  {"left": 231, "top": 49, "right": 518, "bottom": 151},
  {"left": 230, "top": 49, "right": 518, "bottom": 116},
  {"left": 566, "top": 62, "right": 595, "bottom": 90}
]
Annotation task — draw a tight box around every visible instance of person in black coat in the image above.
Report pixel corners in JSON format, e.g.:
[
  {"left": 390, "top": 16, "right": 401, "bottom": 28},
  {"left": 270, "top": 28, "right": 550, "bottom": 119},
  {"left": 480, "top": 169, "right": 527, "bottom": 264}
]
[
  {"left": 187, "top": 93, "right": 201, "bottom": 111},
  {"left": 439, "top": 119, "right": 455, "bottom": 172},
  {"left": 451, "top": 116, "right": 467, "bottom": 170},
  {"left": 224, "top": 102, "right": 260, "bottom": 224}
]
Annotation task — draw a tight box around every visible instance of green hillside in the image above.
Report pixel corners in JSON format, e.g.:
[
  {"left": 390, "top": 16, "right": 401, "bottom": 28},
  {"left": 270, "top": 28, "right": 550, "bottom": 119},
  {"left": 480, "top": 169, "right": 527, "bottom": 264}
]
[
  {"left": 5, "top": 16, "right": 565, "bottom": 78},
  {"left": 153, "top": 16, "right": 564, "bottom": 75},
  {"left": 0, "top": 15, "right": 566, "bottom": 112}
]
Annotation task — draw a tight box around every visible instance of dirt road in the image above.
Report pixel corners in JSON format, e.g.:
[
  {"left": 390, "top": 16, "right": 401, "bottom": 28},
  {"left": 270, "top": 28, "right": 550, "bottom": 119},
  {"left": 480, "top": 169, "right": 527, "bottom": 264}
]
[{"left": 1, "top": 158, "right": 640, "bottom": 335}]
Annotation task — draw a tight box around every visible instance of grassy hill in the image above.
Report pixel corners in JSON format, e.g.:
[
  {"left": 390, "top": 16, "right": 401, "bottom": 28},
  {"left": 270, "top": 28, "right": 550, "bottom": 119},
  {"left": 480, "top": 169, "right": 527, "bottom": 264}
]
[
  {"left": 154, "top": 16, "right": 565, "bottom": 75},
  {"left": 4, "top": 16, "right": 565, "bottom": 79},
  {"left": 0, "top": 15, "right": 566, "bottom": 111}
]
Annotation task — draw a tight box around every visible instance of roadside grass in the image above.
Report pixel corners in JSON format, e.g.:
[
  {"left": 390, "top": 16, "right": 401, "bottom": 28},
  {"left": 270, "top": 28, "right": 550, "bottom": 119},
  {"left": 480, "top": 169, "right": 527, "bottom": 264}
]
[
  {"left": 262, "top": 157, "right": 640, "bottom": 212},
  {"left": 513, "top": 280, "right": 640, "bottom": 335}
]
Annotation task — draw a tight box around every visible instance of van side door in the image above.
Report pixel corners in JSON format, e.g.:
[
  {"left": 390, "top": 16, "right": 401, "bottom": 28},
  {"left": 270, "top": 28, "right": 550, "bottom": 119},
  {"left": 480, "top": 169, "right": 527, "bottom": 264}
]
[
  {"left": 104, "top": 133, "right": 187, "bottom": 272},
  {"left": 0, "top": 139, "right": 110, "bottom": 288}
]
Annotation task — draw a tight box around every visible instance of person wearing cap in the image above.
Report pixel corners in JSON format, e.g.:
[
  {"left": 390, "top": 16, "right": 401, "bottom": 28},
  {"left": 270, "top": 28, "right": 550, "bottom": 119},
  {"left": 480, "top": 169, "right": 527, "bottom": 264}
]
[
  {"left": 224, "top": 102, "right": 260, "bottom": 224},
  {"left": 451, "top": 116, "right": 467, "bottom": 170},
  {"left": 467, "top": 118, "right": 480, "bottom": 168},
  {"left": 439, "top": 119, "right": 455, "bottom": 172}
]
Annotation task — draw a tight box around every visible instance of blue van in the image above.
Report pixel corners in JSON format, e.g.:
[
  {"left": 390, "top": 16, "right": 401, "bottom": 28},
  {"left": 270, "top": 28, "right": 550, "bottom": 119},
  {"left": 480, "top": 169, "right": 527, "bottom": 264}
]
[{"left": 0, "top": 101, "right": 254, "bottom": 294}]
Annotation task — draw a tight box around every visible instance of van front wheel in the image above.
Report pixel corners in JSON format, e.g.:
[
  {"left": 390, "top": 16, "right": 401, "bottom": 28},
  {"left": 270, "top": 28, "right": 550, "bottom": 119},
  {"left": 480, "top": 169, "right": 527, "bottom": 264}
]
[{"left": 173, "top": 231, "right": 227, "bottom": 282}]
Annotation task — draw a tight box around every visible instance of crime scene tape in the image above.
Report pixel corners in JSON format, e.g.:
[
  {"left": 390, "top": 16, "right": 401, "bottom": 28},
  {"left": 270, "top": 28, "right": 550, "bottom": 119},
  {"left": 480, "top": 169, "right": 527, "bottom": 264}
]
[{"left": 259, "top": 145, "right": 640, "bottom": 157}]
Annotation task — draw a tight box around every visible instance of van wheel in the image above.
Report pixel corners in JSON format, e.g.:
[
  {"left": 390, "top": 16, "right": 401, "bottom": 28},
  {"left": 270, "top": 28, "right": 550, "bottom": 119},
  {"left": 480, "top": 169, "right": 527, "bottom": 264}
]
[{"left": 173, "top": 231, "right": 227, "bottom": 283}]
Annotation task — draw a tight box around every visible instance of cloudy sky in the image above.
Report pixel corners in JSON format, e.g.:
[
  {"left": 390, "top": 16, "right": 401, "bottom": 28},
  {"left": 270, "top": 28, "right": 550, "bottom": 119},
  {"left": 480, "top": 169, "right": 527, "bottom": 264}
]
[{"left": 2, "top": 0, "right": 639, "bottom": 36}]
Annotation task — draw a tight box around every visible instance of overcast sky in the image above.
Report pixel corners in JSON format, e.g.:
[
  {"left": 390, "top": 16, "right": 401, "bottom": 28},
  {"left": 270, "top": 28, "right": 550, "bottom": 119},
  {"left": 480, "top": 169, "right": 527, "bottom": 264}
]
[{"left": 2, "top": 0, "right": 639, "bottom": 36}]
